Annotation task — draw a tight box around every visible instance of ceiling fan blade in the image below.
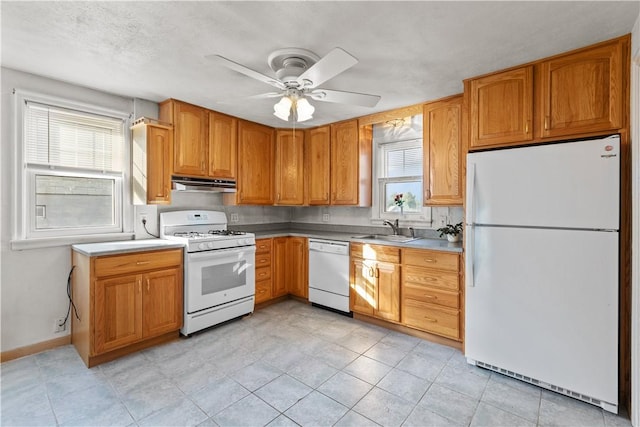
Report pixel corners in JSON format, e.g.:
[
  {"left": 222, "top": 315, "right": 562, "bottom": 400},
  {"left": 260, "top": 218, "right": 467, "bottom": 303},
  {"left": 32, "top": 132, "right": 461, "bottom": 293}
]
[
  {"left": 206, "top": 54, "right": 286, "bottom": 90},
  {"left": 296, "top": 48, "right": 358, "bottom": 89},
  {"left": 216, "top": 92, "right": 283, "bottom": 104},
  {"left": 309, "top": 88, "right": 381, "bottom": 108}
]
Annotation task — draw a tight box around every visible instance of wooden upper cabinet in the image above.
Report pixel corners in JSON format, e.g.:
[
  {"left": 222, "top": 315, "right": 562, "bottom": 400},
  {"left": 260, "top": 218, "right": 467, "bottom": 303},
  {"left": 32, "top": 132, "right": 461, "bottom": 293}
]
[
  {"left": 330, "top": 120, "right": 372, "bottom": 206},
  {"left": 131, "top": 122, "right": 172, "bottom": 205},
  {"left": 159, "top": 99, "right": 208, "bottom": 177},
  {"left": 468, "top": 66, "right": 534, "bottom": 149},
  {"left": 237, "top": 120, "right": 274, "bottom": 205},
  {"left": 275, "top": 130, "right": 304, "bottom": 205},
  {"left": 538, "top": 39, "right": 623, "bottom": 138},
  {"left": 306, "top": 126, "right": 331, "bottom": 205},
  {"left": 423, "top": 95, "right": 463, "bottom": 206},
  {"left": 208, "top": 111, "right": 237, "bottom": 179}
]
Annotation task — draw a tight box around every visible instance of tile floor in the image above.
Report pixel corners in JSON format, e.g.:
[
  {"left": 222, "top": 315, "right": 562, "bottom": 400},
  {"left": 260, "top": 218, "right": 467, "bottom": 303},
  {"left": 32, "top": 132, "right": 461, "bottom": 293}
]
[{"left": 1, "top": 299, "right": 632, "bottom": 426}]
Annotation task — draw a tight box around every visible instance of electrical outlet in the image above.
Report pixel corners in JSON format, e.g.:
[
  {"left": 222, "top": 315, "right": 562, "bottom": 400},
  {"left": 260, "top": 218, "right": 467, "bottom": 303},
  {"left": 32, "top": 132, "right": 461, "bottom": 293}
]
[
  {"left": 139, "top": 213, "right": 148, "bottom": 224},
  {"left": 322, "top": 213, "right": 330, "bottom": 222},
  {"left": 437, "top": 215, "right": 448, "bottom": 227},
  {"left": 230, "top": 213, "right": 239, "bottom": 222},
  {"left": 54, "top": 317, "right": 66, "bottom": 333}
]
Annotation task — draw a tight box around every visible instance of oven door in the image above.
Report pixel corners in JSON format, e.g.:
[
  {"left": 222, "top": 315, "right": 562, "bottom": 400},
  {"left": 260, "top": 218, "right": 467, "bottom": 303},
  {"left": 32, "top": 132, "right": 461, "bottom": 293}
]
[{"left": 185, "top": 245, "right": 256, "bottom": 313}]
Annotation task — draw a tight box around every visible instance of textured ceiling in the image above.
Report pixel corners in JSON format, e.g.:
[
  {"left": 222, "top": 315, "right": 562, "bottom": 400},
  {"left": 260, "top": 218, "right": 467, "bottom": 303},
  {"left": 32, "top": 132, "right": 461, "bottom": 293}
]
[{"left": 2, "top": 1, "right": 638, "bottom": 128}]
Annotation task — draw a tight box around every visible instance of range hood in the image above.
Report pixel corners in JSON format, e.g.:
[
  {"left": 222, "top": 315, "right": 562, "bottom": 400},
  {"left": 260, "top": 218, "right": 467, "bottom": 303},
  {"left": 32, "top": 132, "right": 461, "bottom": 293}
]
[{"left": 171, "top": 175, "right": 236, "bottom": 193}]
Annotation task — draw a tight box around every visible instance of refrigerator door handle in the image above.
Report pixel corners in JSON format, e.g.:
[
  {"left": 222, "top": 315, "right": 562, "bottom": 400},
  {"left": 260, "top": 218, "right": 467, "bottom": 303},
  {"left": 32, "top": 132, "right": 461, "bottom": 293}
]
[{"left": 466, "top": 162, "right": 476, "bottom": 287}]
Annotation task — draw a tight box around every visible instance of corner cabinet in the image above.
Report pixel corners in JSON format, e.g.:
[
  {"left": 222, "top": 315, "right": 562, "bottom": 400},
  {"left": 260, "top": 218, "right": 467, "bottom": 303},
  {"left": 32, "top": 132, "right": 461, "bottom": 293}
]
[
  {"left": 349, "top": 243, "right": 400, "bottom": 322},
  {"left": 306, "top": 126, "right": 331, "bottom": 205},
  {"left": 330, "top": 120, "right": 372, "bottom": 206},
  {"left": 275, "top": 129, "right": 305, "bottom": 205},
  {"left": 467, "top": 66, "right": 534, "bottom": 149},
  {"left": 273, "top": 237, "right": 308, "bottom": 299},
  {"left": 71, "top": 248, "right": 183, "bottom": 367},
  {"left": 159, "top": 99, "right": 208, "bottom": 176},
  {"left": 131, "top": 121, "right": 173, "bottom": 205},
  {"left": 423, "top": 95, "right": 464, "bottom": 205},
  {"left": 537, "top": 38, "right": 624, "bottom": 139},
  {"left": 236, "top": 120, "right": 275, "bottom": 205}
]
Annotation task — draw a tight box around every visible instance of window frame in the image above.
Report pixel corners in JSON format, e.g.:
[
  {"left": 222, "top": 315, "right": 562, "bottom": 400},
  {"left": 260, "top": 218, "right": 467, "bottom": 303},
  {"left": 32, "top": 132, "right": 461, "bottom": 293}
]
[
  {"left": 12, "top": 89, "right": 134, "bottom": 249},
  {"left": 371, "top": 124, "right": 432, "bottom": 225}
]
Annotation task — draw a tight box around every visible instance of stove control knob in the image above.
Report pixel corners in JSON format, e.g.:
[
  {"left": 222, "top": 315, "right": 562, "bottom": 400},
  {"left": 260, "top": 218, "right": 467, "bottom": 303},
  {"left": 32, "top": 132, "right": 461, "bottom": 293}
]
[
  {"left": 208, "top": 242, "right": 215, "bottom": 249},
  {"left": 198, "top": 243, "right": 206, "bottom": 250}
]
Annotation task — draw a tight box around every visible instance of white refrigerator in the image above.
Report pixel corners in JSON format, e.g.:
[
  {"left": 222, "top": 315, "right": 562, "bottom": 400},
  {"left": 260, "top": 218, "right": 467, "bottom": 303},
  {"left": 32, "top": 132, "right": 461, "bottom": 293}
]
[{"left": 465, "top": 134, "right": 620, "bottom": 413}]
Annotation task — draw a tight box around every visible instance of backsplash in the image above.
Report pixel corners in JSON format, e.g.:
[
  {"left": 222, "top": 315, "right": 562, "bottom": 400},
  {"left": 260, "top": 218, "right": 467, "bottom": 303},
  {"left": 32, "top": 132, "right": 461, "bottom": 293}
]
[{"left": 134, "top": 191, "right": 463, "bottom": 240}]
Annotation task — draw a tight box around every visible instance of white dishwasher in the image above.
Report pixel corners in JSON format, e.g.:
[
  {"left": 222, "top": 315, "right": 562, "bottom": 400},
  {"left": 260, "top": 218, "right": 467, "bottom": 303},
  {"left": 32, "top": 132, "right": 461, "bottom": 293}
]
[{"left": 308, "top": 239, "right": 351, "bottom": 314}]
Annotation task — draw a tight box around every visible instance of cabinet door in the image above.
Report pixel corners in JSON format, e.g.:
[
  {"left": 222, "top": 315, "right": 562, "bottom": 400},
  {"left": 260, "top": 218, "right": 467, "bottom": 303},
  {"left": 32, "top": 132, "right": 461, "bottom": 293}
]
[
  {"left": 208, "top": 111, "right": 237, "bottom": 179},
  {"left": 287, "top": 237, "right": 308, "bottom": 298},
  {"left": 172, "top": 101, "right": 208, "bottom": 176},
  {"left": 272, "top": 237, "right": 289, "bottom": 298},
  {"left": 374, "top": 262, "right": 400, "bottom": 322},
  {"left": 275, "top": 130, "right": 305, "bottom": 205},
  {"left": 538, "top": 40, "right": 623, "bottom": 138},
  {"left": 469, "top": 66, "right": 534, "bottom": 149},
  {"left": 350, "top": 258, "right": 375, "bottom": 316},
  {"left": 142, "top": 268, "right": 182, "bottom": 338},
  {"left": 307, "top": 126, "right": 331, "bottom": 205},
  {"left": 146, "top": 125, "right": 172, "bottom": 204},
  {"left": 330, "top": 120, "right": 359, "bottom": 205},
  {"left": 94, "top": 274, "right": 143, "bottom": 354},
  {"left": 423, "top": 96, "right": 463, "bottom": 205},
  {"left": 237, "top": 120, "right": 275, "bottom": 204}
]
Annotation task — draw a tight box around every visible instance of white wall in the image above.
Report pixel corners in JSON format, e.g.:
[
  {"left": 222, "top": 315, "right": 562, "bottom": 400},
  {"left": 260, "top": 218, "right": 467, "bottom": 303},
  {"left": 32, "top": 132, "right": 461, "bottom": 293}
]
[{"left": 0, "top": 68, "right": 134, "bottom": 352}]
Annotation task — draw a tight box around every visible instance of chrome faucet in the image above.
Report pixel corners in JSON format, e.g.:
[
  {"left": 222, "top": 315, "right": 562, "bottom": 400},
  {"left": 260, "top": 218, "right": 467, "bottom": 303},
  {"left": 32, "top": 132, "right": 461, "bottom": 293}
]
[{"left": 383, "top": 219, "right": 400, "bottom": 235}]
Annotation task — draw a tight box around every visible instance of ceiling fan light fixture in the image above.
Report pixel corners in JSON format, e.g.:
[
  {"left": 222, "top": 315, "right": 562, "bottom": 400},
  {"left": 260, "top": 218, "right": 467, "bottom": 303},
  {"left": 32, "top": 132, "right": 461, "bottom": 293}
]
[
  {"left": 273, "top": 96, "right": 292, "bottom": 121},
  {"left": 295, "top": 97, "right": 315, "bottom": 122}
]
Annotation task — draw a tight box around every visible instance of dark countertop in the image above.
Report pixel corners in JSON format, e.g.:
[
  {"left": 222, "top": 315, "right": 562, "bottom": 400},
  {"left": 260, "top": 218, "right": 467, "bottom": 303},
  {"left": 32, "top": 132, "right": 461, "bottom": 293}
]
[{"left": 252, "top": 229, "right": 463, "bottom": 253}]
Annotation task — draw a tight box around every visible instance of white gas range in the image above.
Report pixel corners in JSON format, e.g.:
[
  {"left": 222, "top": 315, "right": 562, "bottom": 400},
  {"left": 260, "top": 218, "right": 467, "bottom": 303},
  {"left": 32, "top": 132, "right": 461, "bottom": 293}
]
[{"left": 160, "top": 210, "right": 256, "bottom": 336}]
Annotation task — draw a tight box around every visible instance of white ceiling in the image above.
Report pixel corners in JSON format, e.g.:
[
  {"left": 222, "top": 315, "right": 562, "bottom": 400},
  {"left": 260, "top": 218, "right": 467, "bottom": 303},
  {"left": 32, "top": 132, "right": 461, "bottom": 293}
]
[{"left": 2, "top": 1, "right": 638, "bottom": 128}]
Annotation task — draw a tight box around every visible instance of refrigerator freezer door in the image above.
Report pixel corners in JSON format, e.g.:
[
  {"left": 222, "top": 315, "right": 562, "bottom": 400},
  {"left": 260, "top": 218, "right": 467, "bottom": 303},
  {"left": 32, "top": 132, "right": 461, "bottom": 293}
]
[
  {"left": 466, "top": 135, "right": 619, "bottom": 230},
  {"left": 465, "top": 226, "right": 618, "bottom": 406}
]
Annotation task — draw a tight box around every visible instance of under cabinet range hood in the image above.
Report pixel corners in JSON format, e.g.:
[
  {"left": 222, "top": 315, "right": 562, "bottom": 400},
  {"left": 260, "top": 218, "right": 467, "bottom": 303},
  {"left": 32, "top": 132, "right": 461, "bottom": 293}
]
[{"left": 171, "top": 175, "right": 236, "bottom": 192}]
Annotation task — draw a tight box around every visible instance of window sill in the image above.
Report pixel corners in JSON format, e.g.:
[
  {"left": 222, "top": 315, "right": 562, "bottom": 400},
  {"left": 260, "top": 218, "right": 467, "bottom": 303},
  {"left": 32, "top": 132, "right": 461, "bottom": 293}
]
[{"left": 11, "top": 233, "right": 135, "bottom": 251}]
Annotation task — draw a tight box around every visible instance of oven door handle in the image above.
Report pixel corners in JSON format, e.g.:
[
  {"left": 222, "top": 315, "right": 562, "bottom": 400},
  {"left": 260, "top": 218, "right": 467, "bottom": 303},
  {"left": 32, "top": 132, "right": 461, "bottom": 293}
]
[{"left": 187, "top": 246, "right": 256, "bottom": 260}]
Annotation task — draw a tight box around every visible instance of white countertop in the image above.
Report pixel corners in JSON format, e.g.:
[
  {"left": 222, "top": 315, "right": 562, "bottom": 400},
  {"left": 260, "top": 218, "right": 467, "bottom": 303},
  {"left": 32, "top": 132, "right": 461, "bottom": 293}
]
[{"left": 72, "top": 239, "right": 185, "bottom": 256}]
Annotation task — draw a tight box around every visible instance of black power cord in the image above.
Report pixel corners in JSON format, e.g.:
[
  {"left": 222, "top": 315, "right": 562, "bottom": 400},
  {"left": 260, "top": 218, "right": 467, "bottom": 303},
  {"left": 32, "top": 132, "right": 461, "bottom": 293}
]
[
  {"left": 62, "top": 266, "right": 80, "bottom": 327},
  {"left": 142, "top": 218, "right": 159, "bottom": 238}
]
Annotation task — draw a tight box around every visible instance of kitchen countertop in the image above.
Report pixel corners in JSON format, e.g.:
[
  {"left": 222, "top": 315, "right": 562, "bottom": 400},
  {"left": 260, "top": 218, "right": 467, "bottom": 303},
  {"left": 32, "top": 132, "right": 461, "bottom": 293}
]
[
  {"left": 72, "top": 239, "right": 185, "bottom": 256},
  {"left": 252, "top": 229, "right": 463, "bottom": 253}
]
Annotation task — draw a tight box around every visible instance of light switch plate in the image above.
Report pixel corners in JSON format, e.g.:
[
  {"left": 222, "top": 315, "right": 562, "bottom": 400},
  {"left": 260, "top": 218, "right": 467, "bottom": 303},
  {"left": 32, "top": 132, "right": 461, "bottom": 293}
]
[
  {"left": 230, "top": 213, "right": 239, "bottom": 222},
  {"left": 322, "top": 213, "right": 330, "bottom": 222}
]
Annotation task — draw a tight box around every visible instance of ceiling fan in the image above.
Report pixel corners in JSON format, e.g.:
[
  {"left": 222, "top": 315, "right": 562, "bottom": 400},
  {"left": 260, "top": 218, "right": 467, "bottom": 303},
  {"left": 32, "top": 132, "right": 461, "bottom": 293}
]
[{"left": 207, "top": 47, "right": 381, "bottom": 123}]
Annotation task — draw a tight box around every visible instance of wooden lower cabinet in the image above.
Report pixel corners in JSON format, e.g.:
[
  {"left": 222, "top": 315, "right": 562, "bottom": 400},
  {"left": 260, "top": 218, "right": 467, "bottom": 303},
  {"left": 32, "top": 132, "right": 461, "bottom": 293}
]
[
  {"left": 401, "top": 248, "right": 462, "bottom": 341},
  {"left": 254, "top": 238, "right": 273, "bottom": 304},
  {"left": 273, "top": 237, "right": 308, "bottom": 299},
  {"left": 349, "top": 243, "right": 400, "bottom": 322},
  {"left": 71, "top": 248, "right": 183, "bottom": 367}
]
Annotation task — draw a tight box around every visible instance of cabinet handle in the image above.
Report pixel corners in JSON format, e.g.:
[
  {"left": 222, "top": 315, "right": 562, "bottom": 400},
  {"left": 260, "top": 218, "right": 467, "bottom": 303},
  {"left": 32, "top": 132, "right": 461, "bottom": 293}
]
[
  {"left": 138, "top": 279, "right": 142, "bottom": 293},
  {"left": 368, "top": 267, "right": 374, "bottom": 277},
  {"left": 374, "top": 268, "right": 379, "bottom": 278},
  {"left": 423, "top": 294, "right": 436, "bottom": 299},
  {"left": 423, "top": 316, "right": 437, "bottom": 323},
  {"left": 424, "top": 258, "right": 435, "bottom": 263},
  {"left": 524, "top": 121, "right": 529, "bottom": 133},
  {"left": 544, "top": 116, "right": 549, "bottom": 130},
  {"left": 136, "top": 261, "right": 151, "bottom": 265},
  {"left": 201, "top": 161, "right": 205, "bottom": 171},
  {"left": 277, "top": 193, "right": 281, "bottom": 201},
  {"left": 146, "top": 278, "right": 150, "bottom": 292}
]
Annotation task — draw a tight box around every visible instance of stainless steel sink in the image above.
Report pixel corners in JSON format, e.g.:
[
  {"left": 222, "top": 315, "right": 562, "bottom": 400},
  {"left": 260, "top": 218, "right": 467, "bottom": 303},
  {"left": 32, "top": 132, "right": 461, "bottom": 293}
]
[{"left": 352, "top": 234, "right": 420, "bottom": 243}]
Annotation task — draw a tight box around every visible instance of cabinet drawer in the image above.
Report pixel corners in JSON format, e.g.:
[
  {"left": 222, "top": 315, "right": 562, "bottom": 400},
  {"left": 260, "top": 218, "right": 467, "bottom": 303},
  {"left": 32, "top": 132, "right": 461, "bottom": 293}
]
[
  {"left": 94, "top": 249, "right": 182, "bottom": 278},
  {"left": 255, "top": 253, "right": 271, "bottom": 268},
  {"left": 402, "top": 299, "right": 460, "bottom": 340},
  {"left": 255, "top": 279, "right": 272, "bottom": 304},
  {"left": 256, "top": 238, "right": 273, "bottom": 254},
  {"left": 255, "top": 266, "right": 272, "bottom": 282},
  {"left": 351, "top": 243, "right": 400, "bottom": 263},
  {"left": 403, "top": 283, "right": 459, "bottom": 309},
  {"left": 403, "top": 266, "right": 459, "bottom": 291},
  {"left": 402, "top": 248, "right": 459, "bottom": 271}
]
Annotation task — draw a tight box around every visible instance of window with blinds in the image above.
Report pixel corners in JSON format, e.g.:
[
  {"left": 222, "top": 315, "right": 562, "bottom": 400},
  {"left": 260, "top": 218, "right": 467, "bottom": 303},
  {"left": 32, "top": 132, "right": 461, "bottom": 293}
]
[
  {"left": 372, "top": 114, "right": 429, "bottom": 222},
  {"left": 19, "top": 97, "right": 126, "bottom": 239}
]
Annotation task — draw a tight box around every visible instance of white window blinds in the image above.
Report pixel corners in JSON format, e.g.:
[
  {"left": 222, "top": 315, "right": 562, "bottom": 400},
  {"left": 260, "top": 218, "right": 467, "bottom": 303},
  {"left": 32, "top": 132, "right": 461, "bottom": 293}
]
[
  {"left": 24, "top": 101, "right": 125, "bottom": 172},
  {"left": 386, "top": 145, "right": 422, "bottom": 177}
]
